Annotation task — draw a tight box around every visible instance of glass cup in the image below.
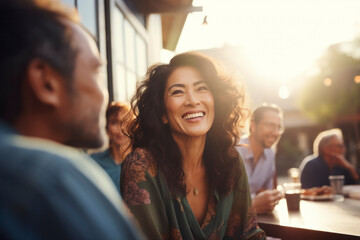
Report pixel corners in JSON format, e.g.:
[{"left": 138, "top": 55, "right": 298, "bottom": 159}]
[
  {"left": 329, "top": 175, "right": 344, "bottom": 195},
  {"left": 283, "top": 182, "right": 301, "bottom": 211},
  {"left": 288, "top": 168, "right": 300, "bottom": 182}
]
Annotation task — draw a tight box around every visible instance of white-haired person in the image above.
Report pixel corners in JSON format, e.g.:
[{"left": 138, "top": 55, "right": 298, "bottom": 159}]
[{"left": 300, "top": 128, "right": 359, "bottom": 189}]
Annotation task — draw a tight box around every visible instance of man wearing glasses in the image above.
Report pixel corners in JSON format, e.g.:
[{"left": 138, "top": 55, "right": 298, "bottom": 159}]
[{"left": 236, "top": 104, "right": 284, "bottom": 214}]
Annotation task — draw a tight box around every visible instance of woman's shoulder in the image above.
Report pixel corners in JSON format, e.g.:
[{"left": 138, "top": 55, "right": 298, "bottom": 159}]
[
  {"left": 122, "top": 148, "right": 158, "bottom": 176},
  {"left": 121, "top": 148, "right": 158, "bottom": 206},
  {"left": 126, "top": 148, "right": 155, "bottom": 164},
  {"left": 230, "top": 152, "right": 248, "bottom": 194}
]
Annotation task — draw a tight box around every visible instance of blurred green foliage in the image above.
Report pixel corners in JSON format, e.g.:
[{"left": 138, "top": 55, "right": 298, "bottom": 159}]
[
  {"left": 298, "top": 43, "right": 360, "bottom": 123},
  {"left": 276, "top": 137, "right": 303, "bottom": 176}
]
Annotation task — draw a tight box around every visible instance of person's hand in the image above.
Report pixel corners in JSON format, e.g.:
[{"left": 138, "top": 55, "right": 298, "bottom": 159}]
[
  {"left": 330, "top": 153, "right": 350, "bottom": 169},
  {"left": 255, "top": 188, "right": 267, "bottom": 195},
  {"left": 330, "top": 153, "right": 359, "bottom": 180},
  {"left": 252, "top": 189, "right": 282, "bottom": 214}
]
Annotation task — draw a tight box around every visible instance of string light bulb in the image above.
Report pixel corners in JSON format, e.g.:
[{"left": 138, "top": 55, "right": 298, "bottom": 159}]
[
  {"left": 354, "top": 75, "right": 360, "bottom": 84},
  {"left": 279, "top": 85, "right": 290, "bottom": 99},
  {"left": 202, "top": 15, "right": 208, "bottom": 25},
  {"left": 324, "top": 78, "right": 332, "bottom": 86}
]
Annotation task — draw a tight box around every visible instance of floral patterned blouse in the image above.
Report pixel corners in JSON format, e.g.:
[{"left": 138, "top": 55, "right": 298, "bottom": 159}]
[{"left": 120, "top": 148, "right": 266, "bottom": 240}]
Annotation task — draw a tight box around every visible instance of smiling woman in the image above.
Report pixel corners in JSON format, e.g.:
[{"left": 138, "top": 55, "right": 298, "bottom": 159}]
[
  {"left": 163, "top": 66, "right": 215, "bottom": 139},
  {"left": 120, "top": 52, "right": 266, "bottom": 239}
]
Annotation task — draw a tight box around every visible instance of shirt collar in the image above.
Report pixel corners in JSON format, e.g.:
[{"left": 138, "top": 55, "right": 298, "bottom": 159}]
[{"left": 240, "top": 136, "right": 270, "bottom": 162}]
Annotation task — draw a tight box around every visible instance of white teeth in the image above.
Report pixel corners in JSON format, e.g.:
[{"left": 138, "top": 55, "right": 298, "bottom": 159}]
[{"left": 183, "top": 112, "right": 204, "bottom": 120}]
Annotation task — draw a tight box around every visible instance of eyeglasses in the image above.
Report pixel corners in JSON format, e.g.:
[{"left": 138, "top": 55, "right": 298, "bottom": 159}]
[{"left": 259, "top": 121, "right": 285, "bottom": 134}]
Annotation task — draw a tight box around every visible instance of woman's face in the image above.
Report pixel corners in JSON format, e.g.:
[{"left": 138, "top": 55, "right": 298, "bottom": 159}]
[
  {"left": 163, "top": 66, "right": 215, "bottom": 139},
  {"left": 107, "top": 111, "right": 130, "bottom": 147}
]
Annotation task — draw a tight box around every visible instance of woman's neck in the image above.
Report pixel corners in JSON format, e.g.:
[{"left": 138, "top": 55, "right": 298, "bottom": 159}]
[
  {"left": 110, "top": 144, "right": 130, "bottom": 165},
  {"left": 173, "top": 134, "right": 206, "bottom": 172}
]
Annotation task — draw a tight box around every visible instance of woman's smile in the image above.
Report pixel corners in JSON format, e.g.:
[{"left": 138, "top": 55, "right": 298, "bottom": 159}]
[
  {"left": 163, "top": 66, "right": 214, "bottom": 138},
  {"left": 182, "top": 111, "right": 205, "bottom": 121}
]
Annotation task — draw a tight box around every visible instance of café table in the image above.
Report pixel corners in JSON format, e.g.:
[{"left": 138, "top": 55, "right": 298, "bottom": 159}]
[{"left": 257, "top": 196, "right": 360, "bottom": 240}]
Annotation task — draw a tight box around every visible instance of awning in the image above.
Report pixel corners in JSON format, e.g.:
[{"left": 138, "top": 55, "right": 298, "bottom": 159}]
[
  {"left": 130, "top": 0, "right": 202, "bottom": 51},
  {"left": 161, "top": 14, "right": 188, "bottom": 51},
  {"left": 131, "top": 0, "right": 193, "bottom": 14}
]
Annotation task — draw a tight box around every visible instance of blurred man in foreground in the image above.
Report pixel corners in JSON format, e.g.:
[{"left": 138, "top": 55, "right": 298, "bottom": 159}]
[
  {"left": 0, "top": 0, "right": 141, "bottom": 239},
  {"left": 300, "top": 128, "right": 359, "bottom": 189},
  {"left": 236, "top": 104, "right": 283, "bottom": 214}
]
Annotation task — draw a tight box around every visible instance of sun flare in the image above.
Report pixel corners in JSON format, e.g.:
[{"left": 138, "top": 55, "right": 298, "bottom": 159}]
[{"left": 177, "top": 0, "right": 360, "bottom": 84}]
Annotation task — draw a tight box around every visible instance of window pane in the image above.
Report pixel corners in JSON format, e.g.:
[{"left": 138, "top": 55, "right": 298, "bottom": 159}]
[
  {"left": 77, "top": 0, "right": 97, "bottom": 38},
  {"left": 126, "top": 71, "right": 137, "bottom": 101},
  {"left": 113, "top": 64, "right": 126, "bottom": 102},
  {"left": 126, "top": 71, "right": 136, "bottom": 101},
  {"left": 60, "top": 0, "right": 75, "bottom": 7},
  {"left": 124, "top": 20, "right": 136, "bottom": 72},
  {"left": 136, "top": 34, "right": 147, "bottom": 78},
  {"left": 113, "top": 8, "right": 125, "bottom": 63}
]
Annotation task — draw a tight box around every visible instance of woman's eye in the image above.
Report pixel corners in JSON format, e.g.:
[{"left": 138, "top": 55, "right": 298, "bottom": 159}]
[
  {"left": 170, "top": 89, "right": 183, "bottom": 95},
  {"left": 197, "top": 85, "right": 209, "bottom": 91}
]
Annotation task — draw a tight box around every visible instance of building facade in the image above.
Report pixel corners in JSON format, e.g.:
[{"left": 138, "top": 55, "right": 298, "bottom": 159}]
[{"left": 61, "top": 0, "right": 195, "bottom": 102}]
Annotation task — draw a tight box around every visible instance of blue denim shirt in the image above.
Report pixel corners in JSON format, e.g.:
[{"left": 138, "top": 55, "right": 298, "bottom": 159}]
[
  {"left": 91, "top": 149, "right": 121, "bottom": 192},
  {"left": 0, "top": 121, "right": 142, "bottom": 240}
]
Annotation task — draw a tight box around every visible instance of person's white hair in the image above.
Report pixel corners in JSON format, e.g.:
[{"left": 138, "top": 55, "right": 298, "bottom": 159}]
[{"left": 313, "top": 128, "right": 343, "bottom": 156}]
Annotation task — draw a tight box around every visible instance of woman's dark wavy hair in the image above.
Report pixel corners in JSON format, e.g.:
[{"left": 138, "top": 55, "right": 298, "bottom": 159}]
[{"left": 129, "top": 52, "right": 248, "bottom": 196}]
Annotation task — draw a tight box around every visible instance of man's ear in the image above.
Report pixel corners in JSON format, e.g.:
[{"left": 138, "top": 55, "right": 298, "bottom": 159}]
[
  {"left": 162, "top": 114, "right": 168, "bottom": 124},
  {"left": 25, "top": 58, "right": 65, "bottom": 106},
  {"left": 249, "top": 120, "right": 256, "bottom": 134}
]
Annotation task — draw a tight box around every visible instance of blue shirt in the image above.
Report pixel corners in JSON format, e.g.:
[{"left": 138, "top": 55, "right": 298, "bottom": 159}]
[
  {"left": 0, "top": 121, "right": 142, "bottom": 240},
  {"left": 300, "top": 155, "right": 357, "bottom": 189},
  {"left": 91, "top": 149, "right": 121, "bottom": 192},
  {"left": 236, "top": 137, "right": 276, "bottom": 198}
]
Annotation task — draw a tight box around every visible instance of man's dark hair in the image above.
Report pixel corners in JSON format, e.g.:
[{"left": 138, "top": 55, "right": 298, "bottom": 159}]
[
  {"left": 105, "top": 101, "right": 132, "bottom": 130},
  {"left": 0, "top": 0, "right": 79, "bottom": 123},
  {"left": 252, "top": 103, "right": 283, "bottom": 123}
]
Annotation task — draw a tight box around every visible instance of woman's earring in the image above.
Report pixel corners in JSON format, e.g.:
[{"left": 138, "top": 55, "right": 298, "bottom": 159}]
[{"left": 162, "top": 115, "right": 168, "bottom": 124}]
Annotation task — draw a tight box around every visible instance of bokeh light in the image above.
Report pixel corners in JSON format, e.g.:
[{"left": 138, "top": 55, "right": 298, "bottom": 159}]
[{"left": 324, "top": 78, "right": 332, "bottom": 86}]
